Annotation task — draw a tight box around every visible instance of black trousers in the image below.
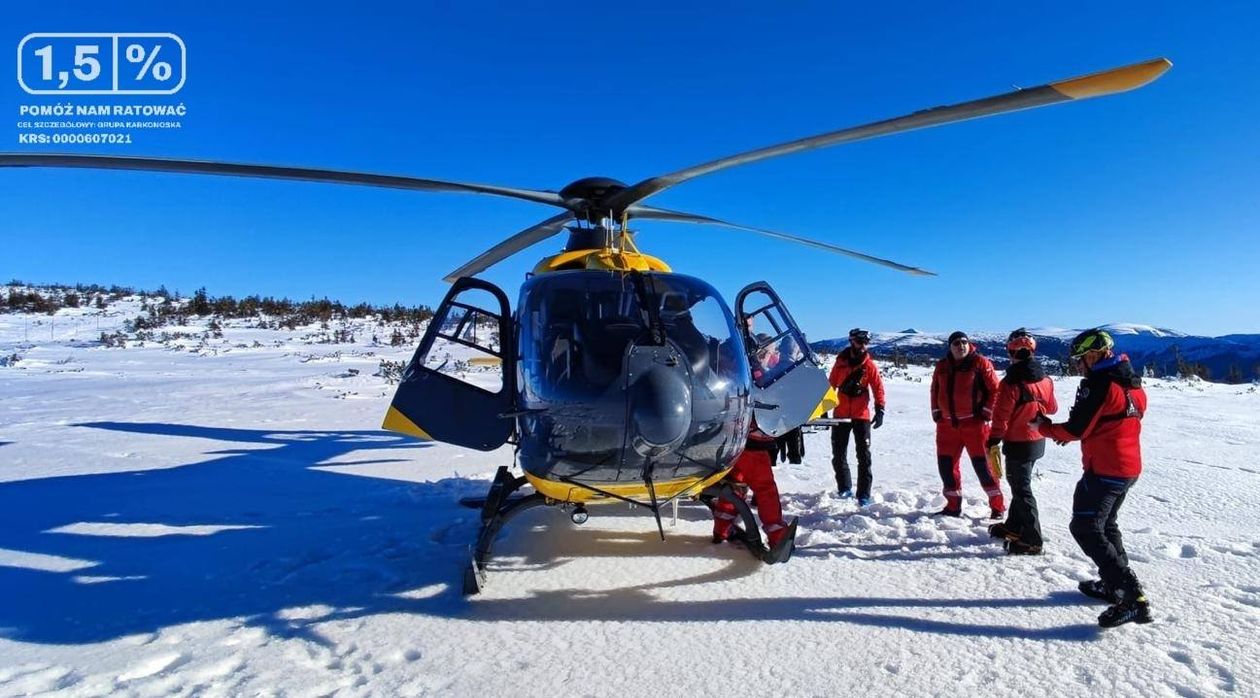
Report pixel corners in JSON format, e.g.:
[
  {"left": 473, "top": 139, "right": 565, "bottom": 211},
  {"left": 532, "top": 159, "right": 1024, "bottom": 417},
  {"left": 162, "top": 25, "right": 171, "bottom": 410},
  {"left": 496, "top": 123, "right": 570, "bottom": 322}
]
[
  {"left": 831, "top": 420, "right": 872, "bottom": 498},
  {"left": 1003, "top": 440, "right": 1046, "bottom": 546},
  {"left": 1069, "top": 471, "right": 1139, "bottom": 590}
]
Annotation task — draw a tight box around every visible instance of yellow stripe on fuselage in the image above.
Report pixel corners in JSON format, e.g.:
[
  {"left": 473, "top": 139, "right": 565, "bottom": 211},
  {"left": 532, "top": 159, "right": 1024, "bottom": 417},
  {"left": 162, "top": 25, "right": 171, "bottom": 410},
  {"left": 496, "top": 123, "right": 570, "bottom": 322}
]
[{"left": 525, "top": 467, "right": 731, "bottom": 504}]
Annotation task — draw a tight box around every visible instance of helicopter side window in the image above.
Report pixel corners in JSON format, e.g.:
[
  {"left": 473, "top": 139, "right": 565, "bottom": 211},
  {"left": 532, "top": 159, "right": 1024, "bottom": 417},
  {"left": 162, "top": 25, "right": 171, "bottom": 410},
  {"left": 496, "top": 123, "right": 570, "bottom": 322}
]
[{"left": 421, "top": 287, "right": 504, "bottom": 393}]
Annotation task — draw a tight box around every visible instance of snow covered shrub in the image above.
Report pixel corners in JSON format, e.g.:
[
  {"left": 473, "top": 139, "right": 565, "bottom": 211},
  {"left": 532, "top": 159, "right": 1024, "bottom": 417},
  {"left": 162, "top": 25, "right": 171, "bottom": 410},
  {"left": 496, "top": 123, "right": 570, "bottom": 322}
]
[{"left": 376, "top": 359, "right": 405, "bottom": 384}]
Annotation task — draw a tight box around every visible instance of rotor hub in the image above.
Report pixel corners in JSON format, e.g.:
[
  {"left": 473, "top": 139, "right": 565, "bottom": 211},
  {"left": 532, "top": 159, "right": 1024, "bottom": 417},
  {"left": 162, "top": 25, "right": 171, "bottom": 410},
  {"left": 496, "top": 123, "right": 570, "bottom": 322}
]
[{"left": 559, "top": 177, "right": 628, "bottom": 223}]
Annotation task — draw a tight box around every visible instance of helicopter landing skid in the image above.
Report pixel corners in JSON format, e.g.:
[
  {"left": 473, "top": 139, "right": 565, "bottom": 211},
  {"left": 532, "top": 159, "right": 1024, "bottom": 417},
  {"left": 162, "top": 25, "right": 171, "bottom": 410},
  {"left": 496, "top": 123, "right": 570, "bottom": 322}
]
[
  {"left": 700, "top": 484, "right": 799, "bottom": 565},
  {"left": 462, "top": 466, "right": 549, "bottom": 595},
  {"left": 700, "top": 483, "right": 773, "bottom": 562}
]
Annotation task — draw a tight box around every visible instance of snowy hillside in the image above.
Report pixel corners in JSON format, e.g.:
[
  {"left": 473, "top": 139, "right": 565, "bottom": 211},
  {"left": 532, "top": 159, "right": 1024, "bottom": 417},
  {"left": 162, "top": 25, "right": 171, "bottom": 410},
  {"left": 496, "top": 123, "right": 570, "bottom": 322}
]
[{"left": 2, "top": 301, "right": 1259, "bottom": 696}]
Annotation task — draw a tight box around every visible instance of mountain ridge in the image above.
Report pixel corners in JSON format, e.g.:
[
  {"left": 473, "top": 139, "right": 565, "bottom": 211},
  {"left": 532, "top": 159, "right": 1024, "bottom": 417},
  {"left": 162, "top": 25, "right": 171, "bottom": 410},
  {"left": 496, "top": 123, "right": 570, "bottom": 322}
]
[{"left": 811, "top": 324, "right": 1260, "bottom": 383}]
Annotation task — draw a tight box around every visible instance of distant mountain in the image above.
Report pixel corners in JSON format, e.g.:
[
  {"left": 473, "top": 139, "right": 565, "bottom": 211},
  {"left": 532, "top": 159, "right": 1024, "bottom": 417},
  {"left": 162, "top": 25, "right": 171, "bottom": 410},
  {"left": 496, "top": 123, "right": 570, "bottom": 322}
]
[{"left": 811, "top": 323, "right": 1260, "bottom": 383}]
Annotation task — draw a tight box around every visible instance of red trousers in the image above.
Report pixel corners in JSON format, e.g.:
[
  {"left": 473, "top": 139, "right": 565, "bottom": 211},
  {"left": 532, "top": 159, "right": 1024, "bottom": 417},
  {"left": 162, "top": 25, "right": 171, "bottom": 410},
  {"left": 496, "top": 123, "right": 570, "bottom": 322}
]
[
  {"left": 935, "top": 418, "right": 1005, "bottom": 511},
  {"left": 713, "top": 448, "right": 788, "bottom": 546}
]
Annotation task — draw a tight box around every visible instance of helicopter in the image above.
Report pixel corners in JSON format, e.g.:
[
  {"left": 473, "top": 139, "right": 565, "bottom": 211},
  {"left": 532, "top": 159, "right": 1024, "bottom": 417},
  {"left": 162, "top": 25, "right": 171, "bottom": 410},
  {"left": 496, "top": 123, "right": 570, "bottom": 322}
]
[{"left": 1, "top": 57, "right": 1171, "bottom": 594}]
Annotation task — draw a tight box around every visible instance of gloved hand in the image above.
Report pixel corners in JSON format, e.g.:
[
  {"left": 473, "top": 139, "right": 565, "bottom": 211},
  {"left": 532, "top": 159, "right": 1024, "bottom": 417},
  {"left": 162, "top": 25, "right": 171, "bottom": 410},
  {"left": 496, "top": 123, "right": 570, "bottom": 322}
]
[
  {"left": 931, "top": 409, "right": 942, "bottom": 424},
  {"left": 985, "top": 437, "right": 1000, "bottom": 450},
  {"left": 988, "top": 444, "right": 1004, "bottom": 478},
  {"left": 872, "top": 407, "right": 885, "bottom": 429}
]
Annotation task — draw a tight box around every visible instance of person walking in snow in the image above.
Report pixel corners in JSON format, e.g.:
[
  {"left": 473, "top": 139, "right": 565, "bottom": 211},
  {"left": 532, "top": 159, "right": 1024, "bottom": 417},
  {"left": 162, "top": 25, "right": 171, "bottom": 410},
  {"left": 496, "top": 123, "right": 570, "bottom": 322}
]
[
  {"left": 986, "top": 329, "right": 1057, "bottom": 554},
  {"left": 1034, "top": 328, "right": 1153, "bottom": 628},
  {"left": 929, "top": 330, "right": 1004, "bottom": 517},
  {"left": 828, "top": 328, "right": 886, "bottom": 506}
]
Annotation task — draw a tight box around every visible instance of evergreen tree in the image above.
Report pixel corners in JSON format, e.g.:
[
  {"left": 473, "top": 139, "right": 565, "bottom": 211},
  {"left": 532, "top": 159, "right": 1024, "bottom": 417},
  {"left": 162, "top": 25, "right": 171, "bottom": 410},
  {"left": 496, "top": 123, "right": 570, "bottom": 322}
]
[
  {"left": 190, "top": 287, "right": 211, "bottom": 316},
  {"left": 1228, "top": 364, "right": 1244, "bottom": 384}
]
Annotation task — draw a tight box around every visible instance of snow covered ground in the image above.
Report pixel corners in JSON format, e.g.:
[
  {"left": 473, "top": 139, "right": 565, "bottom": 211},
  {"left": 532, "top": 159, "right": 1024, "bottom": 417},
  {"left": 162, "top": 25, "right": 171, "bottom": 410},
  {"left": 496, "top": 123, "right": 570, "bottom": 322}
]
[{"left": 2, "top": 306, "right": 1258, "bottom": 697}]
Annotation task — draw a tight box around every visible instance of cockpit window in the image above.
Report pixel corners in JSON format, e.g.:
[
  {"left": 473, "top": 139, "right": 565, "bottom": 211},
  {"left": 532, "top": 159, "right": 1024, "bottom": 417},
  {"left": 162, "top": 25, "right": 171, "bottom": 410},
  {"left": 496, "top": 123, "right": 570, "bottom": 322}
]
[{"left": 517, "top": 271, "right": 748, "bottom": 398}]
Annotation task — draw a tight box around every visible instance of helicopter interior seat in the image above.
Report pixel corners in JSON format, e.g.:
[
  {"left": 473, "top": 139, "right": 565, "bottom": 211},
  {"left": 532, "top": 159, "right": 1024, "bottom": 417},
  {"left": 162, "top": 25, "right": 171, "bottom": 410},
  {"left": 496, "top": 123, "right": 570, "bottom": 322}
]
[
  {"left": 574, "top": 316, "right": 632, "bottom": 389},
  {"left": 547, "top": 328, "right": 576, "bottom": 385},
  {"left": 543, "top": 290, "right": 585, "bottom": 388}
]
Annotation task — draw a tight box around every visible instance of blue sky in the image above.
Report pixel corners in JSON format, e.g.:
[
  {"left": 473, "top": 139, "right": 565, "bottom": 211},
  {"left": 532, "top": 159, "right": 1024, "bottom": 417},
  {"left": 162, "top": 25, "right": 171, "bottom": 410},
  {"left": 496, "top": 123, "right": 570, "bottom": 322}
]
[{"left": 3, "top": 2, "right": 1258, "bottom": 338}]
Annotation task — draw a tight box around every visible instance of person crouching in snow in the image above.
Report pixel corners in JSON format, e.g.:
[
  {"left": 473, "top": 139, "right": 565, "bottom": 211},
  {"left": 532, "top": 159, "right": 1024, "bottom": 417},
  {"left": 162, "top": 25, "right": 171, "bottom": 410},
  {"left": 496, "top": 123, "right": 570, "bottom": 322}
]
[
  {"left": 930, "top": 331, "right": 1004, "bottom": 518},
  {"left": 828, "top": 327, "right": 886, "bottom": 506},
  {"left": 712, "top": 338, "right": 794, "bottom": 560},
  {"left": 1034, "top": 328, "right": 1152, "bottom": 628},
  {"left": 712, "top": 416, "right": 793, "bottom": 554},
  {"left": 986, "top": 328, "right": 1057, "bottom": 554}
]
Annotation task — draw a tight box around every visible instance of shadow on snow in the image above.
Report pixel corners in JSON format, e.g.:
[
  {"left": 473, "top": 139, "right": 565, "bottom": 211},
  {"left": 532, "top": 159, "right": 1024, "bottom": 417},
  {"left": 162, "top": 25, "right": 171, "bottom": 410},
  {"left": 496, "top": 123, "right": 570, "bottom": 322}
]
[{"left": 0, "top": 421, "right": 1100, "bottom": 646}]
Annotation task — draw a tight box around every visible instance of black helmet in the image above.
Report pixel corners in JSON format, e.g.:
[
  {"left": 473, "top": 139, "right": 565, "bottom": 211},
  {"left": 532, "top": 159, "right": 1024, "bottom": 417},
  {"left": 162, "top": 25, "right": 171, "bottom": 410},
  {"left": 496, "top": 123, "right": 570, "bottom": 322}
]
[
  {"left": 1069, "top": 328, "right": 1114, "bottom": 358},
  {"left": 848, "top": 328, "right": 871, "bottom": 343}
]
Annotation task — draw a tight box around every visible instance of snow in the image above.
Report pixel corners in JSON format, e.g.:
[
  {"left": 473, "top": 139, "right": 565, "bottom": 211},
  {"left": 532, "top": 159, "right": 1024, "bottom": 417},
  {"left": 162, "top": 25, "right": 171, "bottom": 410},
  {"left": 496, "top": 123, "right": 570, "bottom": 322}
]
[{"left": 2, "top": 307, "right": 1259, "bottom": 697}]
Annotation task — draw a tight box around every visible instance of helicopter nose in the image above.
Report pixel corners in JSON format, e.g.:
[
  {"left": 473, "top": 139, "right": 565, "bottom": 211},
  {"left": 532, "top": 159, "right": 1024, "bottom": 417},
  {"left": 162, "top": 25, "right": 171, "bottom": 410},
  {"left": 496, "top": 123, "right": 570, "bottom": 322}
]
[{"left": 628, "top": 364, "right": 692, "bottom": 458}]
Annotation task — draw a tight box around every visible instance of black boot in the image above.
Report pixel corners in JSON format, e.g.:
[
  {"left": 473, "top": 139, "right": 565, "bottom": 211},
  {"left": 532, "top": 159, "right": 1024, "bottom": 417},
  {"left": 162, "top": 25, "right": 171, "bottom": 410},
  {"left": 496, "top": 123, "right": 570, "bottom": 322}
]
[
  {"left": 988, "top": 522, "right": 1018, "bottom": 541},
  {"left": 1004, "top": 539, "right": 1043, "bottom": 555},
  {"left": 1078, "top": 577, "right": 1118, "bottom": 602},
  {"left": 1098, "top": 576, "right": 1153, "bottom": 628},
  {"left": 1078, "top": 579, "right": 1120, "bottom": 603}
]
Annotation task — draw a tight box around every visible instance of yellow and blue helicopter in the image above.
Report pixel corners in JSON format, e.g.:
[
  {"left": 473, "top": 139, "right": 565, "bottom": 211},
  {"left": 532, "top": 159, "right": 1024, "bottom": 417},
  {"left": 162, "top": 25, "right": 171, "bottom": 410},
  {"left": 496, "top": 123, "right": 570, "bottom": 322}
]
[{"left": 0, "top": 57, "right": 1171, "bottom": 593}]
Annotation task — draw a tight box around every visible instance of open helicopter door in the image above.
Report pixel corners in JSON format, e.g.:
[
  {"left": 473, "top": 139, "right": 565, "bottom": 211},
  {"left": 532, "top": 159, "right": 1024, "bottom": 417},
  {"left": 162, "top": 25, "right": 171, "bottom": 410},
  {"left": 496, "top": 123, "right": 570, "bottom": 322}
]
[
  {"left": 734, "top": 282, "right": 830, "bottom": 437},
  {"left": 382, "top": 278, "right": 516, "bottom": 450}
]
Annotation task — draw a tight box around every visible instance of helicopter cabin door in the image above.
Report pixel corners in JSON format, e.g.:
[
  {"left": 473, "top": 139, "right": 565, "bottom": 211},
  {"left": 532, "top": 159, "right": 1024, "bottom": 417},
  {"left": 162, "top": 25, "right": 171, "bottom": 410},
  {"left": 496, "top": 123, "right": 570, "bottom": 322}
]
[
  {"left": 734, "top": 282, "right": 830, "bottom": 437},
  {"left": 382, "top": 278, "right": 516, "bottom": 450}
]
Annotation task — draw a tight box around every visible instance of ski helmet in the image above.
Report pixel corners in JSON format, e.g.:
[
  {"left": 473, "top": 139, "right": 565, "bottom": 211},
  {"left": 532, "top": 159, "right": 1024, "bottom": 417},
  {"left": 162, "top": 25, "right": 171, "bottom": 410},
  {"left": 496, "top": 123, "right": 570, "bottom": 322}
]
[
  {"left": 1069, "top": 328, "right": 1114, "bottom": 358},
  {"left": 1006, "top": 328, "right": 1036, "bottom": 358},
  {"left": 849, "top": 328, "right": 871, "bottom": 343}
]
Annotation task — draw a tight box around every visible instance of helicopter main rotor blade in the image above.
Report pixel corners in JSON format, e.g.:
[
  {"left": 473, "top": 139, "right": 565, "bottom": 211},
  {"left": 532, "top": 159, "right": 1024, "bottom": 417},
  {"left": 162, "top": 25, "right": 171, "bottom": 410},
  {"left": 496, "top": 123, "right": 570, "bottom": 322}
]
[
  {"left": 628, "top": 205, "right": 936, "bottom": 276},
  {"left": 444, "top": 212, "right": 576, "bottom": 282},
  {"left": 607, "top": 58, "right": 1172, "bottom": 212},
  {"left": 0, "top": 153, "right": 571, "bottom": 210}
]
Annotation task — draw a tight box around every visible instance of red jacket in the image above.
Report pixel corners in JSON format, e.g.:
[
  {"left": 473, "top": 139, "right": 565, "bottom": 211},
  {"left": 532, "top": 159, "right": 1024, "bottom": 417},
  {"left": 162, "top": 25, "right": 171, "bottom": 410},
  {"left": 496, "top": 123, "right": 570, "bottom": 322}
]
[
  {"left": 930, "top": 351, "right": 998, "bottom": 425},
  {"left": 828, "top": 347, "right": 885, "bottom": 420},
  {"left": 1042, "top": 355, "right": 1146, "bottom": 478},
  {"left": 990, "top": 359, "right": 1058, "bottom": 443}
]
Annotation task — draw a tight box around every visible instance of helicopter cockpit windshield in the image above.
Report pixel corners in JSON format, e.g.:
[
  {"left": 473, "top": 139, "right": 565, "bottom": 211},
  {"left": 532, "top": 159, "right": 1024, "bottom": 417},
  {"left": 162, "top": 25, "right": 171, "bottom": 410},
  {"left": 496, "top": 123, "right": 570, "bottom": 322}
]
[{"left": 517, "top": 271, "right": 752, "bottom": 484}]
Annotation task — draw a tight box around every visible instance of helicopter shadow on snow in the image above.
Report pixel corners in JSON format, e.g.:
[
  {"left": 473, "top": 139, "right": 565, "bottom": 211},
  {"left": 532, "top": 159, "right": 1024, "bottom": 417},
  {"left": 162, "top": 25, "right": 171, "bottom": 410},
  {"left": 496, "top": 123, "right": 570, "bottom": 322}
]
[
  {"left": 0, "top": 421, "right": 474, "bottom": 646},
  {"left": 0, "top": 421, "right": 1100, "bottom": 645}
]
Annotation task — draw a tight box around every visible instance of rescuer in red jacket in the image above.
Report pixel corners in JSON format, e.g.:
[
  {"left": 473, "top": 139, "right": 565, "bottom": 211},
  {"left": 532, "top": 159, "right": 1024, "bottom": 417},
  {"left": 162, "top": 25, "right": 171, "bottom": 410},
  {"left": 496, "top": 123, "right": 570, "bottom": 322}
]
[
  {"left": 1035, "top": 328, "right": 1152, "bottom": 628},
  {"left": 930, "top": 330, "right": 1003, "bottom": 517},
  {"left": 712, "top": 337, "right": 793, "bottom": 558},
  {"left": 985, "top": 329, "right": 1058, "bottom": 554},
  {"left": 712, "top": 419, "right": 792, "bottom": 552},
  {"left": 828, "top": 328, "right": 886, "bottom": 505}
]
